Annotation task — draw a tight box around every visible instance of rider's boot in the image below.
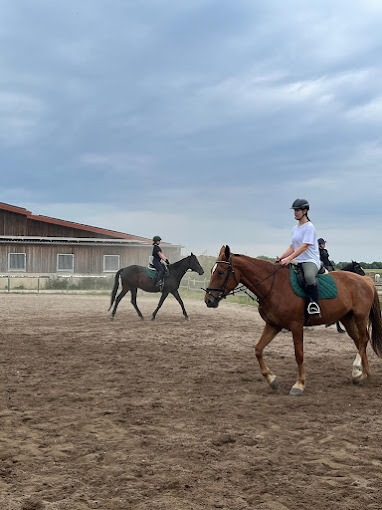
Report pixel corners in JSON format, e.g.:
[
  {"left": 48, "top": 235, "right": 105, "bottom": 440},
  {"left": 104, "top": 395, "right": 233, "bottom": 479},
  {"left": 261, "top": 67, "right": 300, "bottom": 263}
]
[
  {"left": 155, "top": 269, "right": 165, "bottom": 290},
  {"left": 305, "top": 284, "right": 321, "bottom": 316}
]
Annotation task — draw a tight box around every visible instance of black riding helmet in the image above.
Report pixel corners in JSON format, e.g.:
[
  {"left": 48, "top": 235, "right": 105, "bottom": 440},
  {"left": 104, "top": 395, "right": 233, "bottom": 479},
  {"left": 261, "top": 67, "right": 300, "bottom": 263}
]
[
  {"left": 317, "top": 238, "right": 326, "bottom": 245},
  {"left": 152, "top": 235, "right": 162, "bottom": 243},
  {"left": 291, "top": 199, "right": 310, "bottom": 210}
]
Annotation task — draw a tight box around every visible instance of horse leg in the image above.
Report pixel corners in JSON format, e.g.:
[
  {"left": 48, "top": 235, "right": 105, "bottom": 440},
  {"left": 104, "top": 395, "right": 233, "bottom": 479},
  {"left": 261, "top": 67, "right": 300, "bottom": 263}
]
[
  {"left": 340, "top": 315, "right": 370, "bottom": 382},
  {"left": 151, "top": 291, "right": 169, "bottom": 321},
  {"left": 130, "top": 288, "right": 144, "bottom": 319},
  {"left": 290, "top": 327, "right": 306, "bottom": 395},
  {"left": 352, "top": 353, "right": 363, "bottom": 379},
  {"left": 171, "top": 290, "right": 189, "bottom": 320},
  {"left": 111, "top": 287, "right": 129, "bottom": 318},
  {"left": 336, "top": 321, "right": 346, "bottom": 334},
  {"left": 255, "top": 323, "right": 281, "bottom": 390}
]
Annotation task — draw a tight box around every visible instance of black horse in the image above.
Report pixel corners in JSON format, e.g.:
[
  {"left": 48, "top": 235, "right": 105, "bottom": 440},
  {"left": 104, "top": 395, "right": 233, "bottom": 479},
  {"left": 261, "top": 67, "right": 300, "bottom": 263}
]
[
  {"left": 340, "top": 261, "right": 365, "bottom": 276},
  {"left": 333, "top": 261, "right": 366, "bottom": 333},
  {"left": 109, "top": 253, "right": 204, "bottom": 321}
]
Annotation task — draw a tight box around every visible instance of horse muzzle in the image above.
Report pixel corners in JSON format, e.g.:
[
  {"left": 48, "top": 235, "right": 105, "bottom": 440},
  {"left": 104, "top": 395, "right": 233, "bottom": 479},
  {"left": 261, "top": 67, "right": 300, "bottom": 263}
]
[
  {"left": 205, "top": 295, "right": 220, "bottom": 308},
  {"left": 204, "top": 287, "right": 224, "bottom": 308}
]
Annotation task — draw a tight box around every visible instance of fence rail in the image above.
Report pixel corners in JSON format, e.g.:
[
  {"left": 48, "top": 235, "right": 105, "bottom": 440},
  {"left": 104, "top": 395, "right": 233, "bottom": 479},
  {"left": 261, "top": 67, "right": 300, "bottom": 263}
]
[{"left": 0, "top": 274, "right": 257, "bottom": 303}]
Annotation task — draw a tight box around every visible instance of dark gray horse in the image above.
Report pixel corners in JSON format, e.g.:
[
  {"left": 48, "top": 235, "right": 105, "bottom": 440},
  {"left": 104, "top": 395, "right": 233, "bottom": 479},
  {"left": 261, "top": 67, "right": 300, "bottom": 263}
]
[{"left": 109, "top": 253, "right": 204, "bottom": 321}]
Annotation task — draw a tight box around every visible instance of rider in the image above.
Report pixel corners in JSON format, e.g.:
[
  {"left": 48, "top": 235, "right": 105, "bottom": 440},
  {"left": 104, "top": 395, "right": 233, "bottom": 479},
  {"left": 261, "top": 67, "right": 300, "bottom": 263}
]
[
  {"left": 152, "top": 235, "right": 170, "bottom": 289},
  {"left": 317, "top": 238, "right": 335, "bottom": 271},
  {"left": 276, "top": 199, "right": 321, "bottom": 316}
]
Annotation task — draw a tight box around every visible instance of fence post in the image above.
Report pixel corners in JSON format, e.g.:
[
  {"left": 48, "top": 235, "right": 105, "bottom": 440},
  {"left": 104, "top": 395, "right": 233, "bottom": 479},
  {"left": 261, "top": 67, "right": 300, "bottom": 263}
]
[{"left": 7, "top": 277, "right": 10, "bottom": 293}]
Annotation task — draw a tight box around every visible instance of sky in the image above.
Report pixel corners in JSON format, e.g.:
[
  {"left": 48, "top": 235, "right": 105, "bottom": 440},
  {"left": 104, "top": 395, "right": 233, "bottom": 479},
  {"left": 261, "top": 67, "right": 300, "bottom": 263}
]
[{"left": 2, "top": 0, "right": 382, "bottom": 262}]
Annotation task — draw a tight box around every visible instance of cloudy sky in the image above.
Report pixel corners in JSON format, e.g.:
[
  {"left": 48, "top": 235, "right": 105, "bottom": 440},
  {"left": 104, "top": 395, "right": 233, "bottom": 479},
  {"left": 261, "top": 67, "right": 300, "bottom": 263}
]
[{"left": 2, "top": 0, "right": 382, "bottom": 262}]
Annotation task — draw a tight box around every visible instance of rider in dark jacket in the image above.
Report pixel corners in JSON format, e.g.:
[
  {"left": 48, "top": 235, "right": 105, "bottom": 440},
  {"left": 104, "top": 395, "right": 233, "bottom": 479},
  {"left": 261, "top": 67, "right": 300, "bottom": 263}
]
[
  {"left": 318, "top": 238, "right": 335, "bottom": 271},
  {"left": 152, "top": 236, "right": 169, "bottom": 289}
]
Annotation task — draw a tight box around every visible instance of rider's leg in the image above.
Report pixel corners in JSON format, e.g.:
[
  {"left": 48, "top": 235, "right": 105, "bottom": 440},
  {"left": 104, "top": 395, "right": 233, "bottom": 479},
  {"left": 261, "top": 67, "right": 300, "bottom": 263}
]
[
  {"left": 153, "top": 259, "right": 164, "bottom": 287},
  {"left": 302, "top": 262, "right": 321, "bottom": 316}
]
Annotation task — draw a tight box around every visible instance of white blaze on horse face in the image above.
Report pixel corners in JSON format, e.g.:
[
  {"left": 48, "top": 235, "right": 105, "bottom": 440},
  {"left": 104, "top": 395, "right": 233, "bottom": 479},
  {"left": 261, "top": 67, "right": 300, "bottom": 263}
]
[{"left": 212, "top": 263, "right": 218, "bottom": 274}]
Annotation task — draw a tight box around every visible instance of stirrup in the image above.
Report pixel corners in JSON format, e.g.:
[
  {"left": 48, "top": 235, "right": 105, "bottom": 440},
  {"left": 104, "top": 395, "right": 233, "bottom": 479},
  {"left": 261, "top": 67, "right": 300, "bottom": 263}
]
[{"left": 307, "top": 302, "right": 321, "bottom": 315}]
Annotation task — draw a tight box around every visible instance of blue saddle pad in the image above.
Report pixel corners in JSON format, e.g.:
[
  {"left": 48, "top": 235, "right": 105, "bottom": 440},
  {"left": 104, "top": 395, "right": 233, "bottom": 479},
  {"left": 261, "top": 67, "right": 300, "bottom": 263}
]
[
  {"left": 289, "top": 265, "right": 338, "bottom": 299},
  {"left": 146, "top": 266, "right": 170, "bottom": 279}
]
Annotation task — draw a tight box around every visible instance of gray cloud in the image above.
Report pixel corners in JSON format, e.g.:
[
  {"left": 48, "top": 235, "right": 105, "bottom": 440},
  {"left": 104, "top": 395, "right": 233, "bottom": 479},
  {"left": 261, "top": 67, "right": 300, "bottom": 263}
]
[{"left": 2, "top": 1, "right": 382, "bottom": 261}]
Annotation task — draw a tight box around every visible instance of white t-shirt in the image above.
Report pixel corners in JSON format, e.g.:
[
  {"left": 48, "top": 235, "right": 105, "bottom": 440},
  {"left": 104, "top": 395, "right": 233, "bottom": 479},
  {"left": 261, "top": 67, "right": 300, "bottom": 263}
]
[{"left": 291, "top": 222, "right": 321, "bottom": 269}]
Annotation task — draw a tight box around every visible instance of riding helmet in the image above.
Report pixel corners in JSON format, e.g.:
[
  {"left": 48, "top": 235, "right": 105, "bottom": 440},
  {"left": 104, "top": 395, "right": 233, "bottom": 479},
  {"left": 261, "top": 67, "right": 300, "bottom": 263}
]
[
  {"left": 291, "top": 199, "right": 310, "bottom": 210},
  {"left": 317, "top": 238, "right": 326, "bottom": 244},
  {"left": 152, "top": 235, "right": 162, "bottom": 242}
]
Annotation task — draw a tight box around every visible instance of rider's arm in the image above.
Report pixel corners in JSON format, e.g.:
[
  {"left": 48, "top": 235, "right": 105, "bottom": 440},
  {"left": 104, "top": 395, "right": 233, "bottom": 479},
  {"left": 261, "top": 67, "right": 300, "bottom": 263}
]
[{"left": 281, "top": 243, "right": 310, "bottom": 265}]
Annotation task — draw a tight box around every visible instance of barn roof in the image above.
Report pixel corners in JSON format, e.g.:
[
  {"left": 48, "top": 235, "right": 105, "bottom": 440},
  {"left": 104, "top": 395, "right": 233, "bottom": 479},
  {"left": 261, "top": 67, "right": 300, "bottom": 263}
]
[{"left": 0, "top": 201, "right": 173, "bottom": 244}]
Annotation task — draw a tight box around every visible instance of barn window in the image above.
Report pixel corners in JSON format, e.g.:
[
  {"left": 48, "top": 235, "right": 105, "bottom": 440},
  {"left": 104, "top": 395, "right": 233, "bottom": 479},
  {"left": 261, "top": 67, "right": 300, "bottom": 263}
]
[
  {"left": 103, "top": 255, "right": 120, "bottom": 272},
  {"left": 57, "top": 254, "right": 74, "bottom": 272},
  {"left": 8, "top": 253, "right": 26, "bottom": 272}
]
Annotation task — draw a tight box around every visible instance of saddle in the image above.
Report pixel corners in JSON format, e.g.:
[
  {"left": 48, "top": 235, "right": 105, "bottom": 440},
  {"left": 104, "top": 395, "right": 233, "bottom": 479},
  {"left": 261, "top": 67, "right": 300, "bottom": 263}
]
[
  {"left": 289, "top": 264, "right": 338, "bottom": 299},
  {"left": 146, "top": 265, "right": 170, "bottom": 279}
]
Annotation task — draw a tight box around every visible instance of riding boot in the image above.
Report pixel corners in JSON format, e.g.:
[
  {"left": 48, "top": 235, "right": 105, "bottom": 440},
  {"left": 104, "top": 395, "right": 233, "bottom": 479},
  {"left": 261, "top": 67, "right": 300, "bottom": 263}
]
[
  {"left": 305, "top": 284, "right": 321, "bottom": 316},
  {"left": 155, "top": 269, "right": 165, "bottom": 290}
]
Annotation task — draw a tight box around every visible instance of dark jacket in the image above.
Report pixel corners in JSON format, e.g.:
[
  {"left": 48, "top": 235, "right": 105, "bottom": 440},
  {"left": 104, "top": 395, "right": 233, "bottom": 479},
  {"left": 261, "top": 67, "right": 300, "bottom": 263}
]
[{"left": 319, "top": 247, "right": 334, "bottom": 271}]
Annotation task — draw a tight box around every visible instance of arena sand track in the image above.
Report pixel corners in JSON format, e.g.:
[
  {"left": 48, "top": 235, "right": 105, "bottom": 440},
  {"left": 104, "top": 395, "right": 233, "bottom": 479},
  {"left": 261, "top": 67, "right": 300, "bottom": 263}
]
[{"left": 0, "top": 294, "right": 382, "bottom": 510}]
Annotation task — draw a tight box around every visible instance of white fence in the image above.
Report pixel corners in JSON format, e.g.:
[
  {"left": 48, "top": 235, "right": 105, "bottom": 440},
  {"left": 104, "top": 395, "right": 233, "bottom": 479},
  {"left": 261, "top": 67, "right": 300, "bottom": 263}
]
[{"left": 0, "top": 274, "right": 256, "bottom": 303}]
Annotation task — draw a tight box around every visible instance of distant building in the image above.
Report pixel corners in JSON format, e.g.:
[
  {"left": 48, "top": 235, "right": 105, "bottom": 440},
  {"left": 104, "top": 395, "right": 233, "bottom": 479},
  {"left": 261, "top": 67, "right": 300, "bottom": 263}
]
[{"left": 0, "top": 202, "right": 181, "bottom": 274}]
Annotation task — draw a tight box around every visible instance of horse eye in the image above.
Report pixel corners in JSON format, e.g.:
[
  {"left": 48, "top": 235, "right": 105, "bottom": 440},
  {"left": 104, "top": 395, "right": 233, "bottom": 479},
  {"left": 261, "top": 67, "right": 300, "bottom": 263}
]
[{"left": 218, "top": 271, "right": 224, "bottom": 275}]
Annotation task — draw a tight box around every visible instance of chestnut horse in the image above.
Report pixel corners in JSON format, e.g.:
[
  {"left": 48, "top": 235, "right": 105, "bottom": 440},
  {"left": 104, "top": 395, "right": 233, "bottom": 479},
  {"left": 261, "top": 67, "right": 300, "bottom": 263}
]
[{"left": 205, "top": 245, "right": 382, "bottom": 395}]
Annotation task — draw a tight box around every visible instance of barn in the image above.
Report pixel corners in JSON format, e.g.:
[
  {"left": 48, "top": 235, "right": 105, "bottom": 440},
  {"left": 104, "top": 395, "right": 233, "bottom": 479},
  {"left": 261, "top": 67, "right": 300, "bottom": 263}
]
[{"left": 0, "top": 202, "right": 182, "bottom": 275}]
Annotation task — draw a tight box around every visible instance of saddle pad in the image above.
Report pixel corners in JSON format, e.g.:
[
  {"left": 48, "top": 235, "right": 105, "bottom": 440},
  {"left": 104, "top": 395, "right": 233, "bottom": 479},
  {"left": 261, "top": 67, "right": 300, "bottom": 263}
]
[
  {"left": 289, "top": 265, "right": 338, "bottom": 299},
  {"left": 146, "top": 267, "right": 170, "bottom": 279}
]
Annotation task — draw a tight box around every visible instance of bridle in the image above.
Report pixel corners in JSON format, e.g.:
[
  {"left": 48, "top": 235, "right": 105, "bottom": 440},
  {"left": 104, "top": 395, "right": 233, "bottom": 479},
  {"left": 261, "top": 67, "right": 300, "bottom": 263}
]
[
  {"left": 203, "top": 258, "right": 237, "bottom": 302},
  {"left": 203, "top": 256, "right": 283, "bottom": 304}
]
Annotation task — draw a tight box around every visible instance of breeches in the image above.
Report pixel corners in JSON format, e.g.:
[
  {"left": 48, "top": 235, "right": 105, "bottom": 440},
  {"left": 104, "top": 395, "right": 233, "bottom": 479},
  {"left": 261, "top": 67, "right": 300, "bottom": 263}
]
[
  {"left": 152, "top": 259, "right": 164, "bottom": 274},
  {"left": 301, "top": 262, "right": 318, "bottom": 286}
]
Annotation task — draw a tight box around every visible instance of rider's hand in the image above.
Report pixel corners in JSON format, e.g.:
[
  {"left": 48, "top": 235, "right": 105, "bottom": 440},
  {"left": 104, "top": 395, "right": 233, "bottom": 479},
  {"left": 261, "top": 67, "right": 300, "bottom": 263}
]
[{"left": 281, "top": 256, "right": 292, "bottom": 265}]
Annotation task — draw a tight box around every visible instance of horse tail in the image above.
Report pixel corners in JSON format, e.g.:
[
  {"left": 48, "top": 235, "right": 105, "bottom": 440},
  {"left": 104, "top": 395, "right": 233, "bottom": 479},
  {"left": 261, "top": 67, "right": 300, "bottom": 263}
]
[
  {"left": 369, "top": 287, "right": 382, "bottom": 358},
  {"left": 108, "top": 269, "right": 122, "bottom": 311}
]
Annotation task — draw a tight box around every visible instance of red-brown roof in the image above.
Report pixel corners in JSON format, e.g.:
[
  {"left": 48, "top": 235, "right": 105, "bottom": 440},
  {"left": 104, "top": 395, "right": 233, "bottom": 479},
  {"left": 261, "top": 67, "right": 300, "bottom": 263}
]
[{"left": 0, "top": 201, "right": 153, "bottom": 242}]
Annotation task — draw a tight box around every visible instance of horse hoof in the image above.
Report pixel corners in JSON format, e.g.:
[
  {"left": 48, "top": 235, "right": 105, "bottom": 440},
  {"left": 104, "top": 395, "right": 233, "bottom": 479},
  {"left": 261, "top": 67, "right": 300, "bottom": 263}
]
[
  {"left": 289, "top": 386, "right": 304, "bottom": 396},
  {"left": 151, "top": 317, "right": 156, "bottom": 321},
  {"left": 110, "top": 316, "right": 114, "bottom": 321},
  {"left": 140, "top": 316, "right": 144, "bottom": 321},
  {"left": 352, "top": 375, "right": 367, "bottom": 385},
  {"left": 270, "top": 378, "right": 278, "bottom": 390},
  {"left": 184, "top": 316, "right": 189, "bottom": 321}
]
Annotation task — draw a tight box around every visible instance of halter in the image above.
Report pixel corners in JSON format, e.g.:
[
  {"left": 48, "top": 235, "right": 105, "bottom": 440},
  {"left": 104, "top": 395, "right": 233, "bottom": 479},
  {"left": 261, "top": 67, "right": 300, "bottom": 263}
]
[{"left": 203, "top": 257, "right": 283, "bottom": 305}]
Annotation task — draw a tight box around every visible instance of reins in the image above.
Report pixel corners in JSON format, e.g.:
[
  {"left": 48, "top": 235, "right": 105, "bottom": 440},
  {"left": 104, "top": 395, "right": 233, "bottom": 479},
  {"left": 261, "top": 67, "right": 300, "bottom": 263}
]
[{"left": 203, "top": 257, "right": 284, "bottom": 304}]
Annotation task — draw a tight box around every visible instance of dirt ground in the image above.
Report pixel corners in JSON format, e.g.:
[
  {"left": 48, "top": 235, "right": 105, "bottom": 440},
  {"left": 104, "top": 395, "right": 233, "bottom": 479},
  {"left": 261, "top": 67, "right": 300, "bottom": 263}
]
[{"left": 1, "top": 293, "right": 382, "bottom": 510}]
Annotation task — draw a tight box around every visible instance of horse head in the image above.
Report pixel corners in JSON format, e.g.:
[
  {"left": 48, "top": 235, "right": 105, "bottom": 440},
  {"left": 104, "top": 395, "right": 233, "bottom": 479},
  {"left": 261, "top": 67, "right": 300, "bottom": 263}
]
[
  {"left": 188, "top": 253, "right": 204, "bottom": 275},
  {"left": 351, "top": 261, "right": 366, "bottom": 276},
  {"left": 204, "top": 245, "right": 238, "bottom": 308}
]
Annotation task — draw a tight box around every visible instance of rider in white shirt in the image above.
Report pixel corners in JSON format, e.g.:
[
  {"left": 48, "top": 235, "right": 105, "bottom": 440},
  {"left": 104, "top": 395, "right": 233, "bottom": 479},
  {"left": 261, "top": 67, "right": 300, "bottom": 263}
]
[{"left": 277, "top": 199, "right": 321, "bottom": 316}]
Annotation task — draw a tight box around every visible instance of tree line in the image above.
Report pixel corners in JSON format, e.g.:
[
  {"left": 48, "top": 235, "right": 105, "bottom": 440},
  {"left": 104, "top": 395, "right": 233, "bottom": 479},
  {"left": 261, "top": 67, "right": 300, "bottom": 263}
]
[
  {"left": 197, "top": 254, "right": 382, "bottom": 273},
  {"left": 257, "top": 256, "right": 382, "bottom": 270}
]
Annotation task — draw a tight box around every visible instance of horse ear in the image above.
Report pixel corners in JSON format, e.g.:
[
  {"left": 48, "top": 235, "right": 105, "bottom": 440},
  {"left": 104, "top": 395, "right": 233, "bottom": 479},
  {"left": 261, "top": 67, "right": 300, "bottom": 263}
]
[
  {"left": 224, "top": 245, "right": 231, "bottom": 260},
  {"left": 191, "top": 252, "right": 194, "bottom": 256},
  {"left": 219, "top": 245, "right": 226, "bottom": 257}
]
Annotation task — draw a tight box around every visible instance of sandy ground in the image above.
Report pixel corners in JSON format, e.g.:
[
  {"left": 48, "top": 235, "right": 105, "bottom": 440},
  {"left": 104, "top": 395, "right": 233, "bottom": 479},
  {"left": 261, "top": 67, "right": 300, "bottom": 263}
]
[{"left": 0, "top": 293, "right": 382, "bottom": 510}]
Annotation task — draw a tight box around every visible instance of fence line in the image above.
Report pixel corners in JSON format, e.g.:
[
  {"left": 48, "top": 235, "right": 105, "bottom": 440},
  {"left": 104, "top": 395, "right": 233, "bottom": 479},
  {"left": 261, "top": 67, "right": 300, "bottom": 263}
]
[{"left": 0, "top": 274, "right": 258, "bottom": 302}]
